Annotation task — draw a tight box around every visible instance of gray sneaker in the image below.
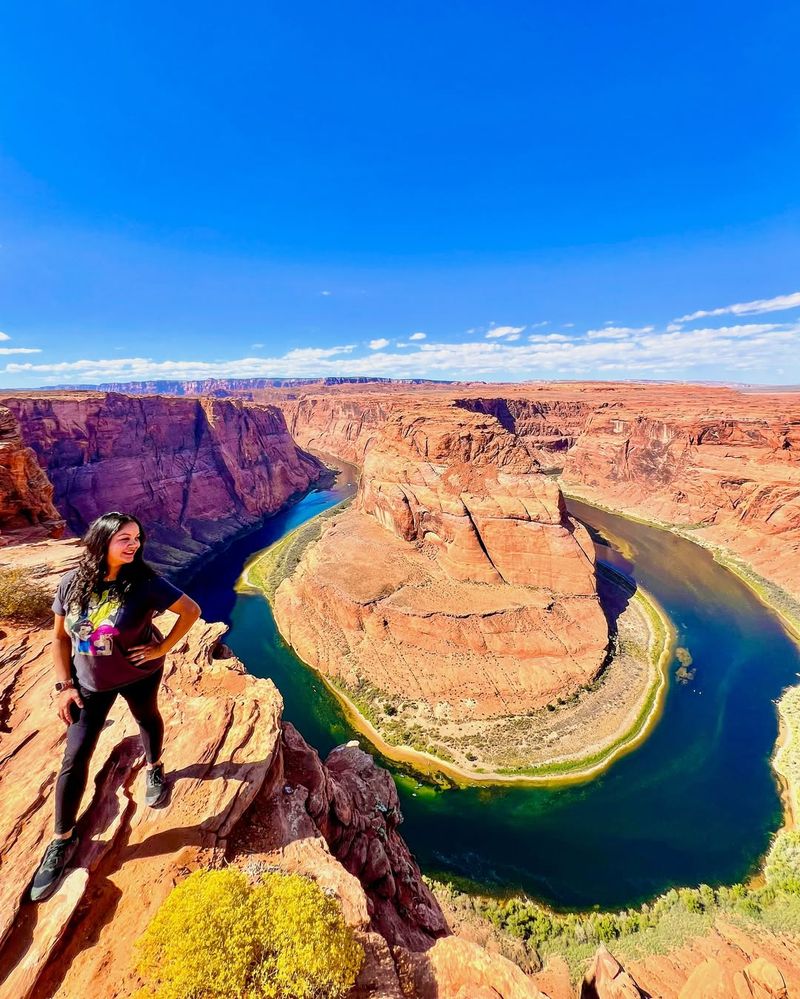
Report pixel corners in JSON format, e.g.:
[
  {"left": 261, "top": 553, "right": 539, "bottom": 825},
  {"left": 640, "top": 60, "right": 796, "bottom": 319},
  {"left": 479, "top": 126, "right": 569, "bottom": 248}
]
[
  {"left": 145, "top": 763, "right": 167, "bottom": 806},
  {"left": 30, "top": 832, "right": 80, "bottom": 902}
]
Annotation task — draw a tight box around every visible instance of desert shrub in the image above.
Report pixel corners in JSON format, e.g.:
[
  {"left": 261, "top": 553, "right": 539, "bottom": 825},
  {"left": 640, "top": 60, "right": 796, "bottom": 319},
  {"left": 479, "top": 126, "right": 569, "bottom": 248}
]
[
  {"left": 134, "top": 867, "right": 364, "bottom": 999},
  {"left": 0, "top": 567, "right": 52, "bottom": 623},
  {"left": 764, "top": 829, "right": 800, "bottom": 894},
  {"left": 677, "top": 888, "right": 704, "bottom": 913}
]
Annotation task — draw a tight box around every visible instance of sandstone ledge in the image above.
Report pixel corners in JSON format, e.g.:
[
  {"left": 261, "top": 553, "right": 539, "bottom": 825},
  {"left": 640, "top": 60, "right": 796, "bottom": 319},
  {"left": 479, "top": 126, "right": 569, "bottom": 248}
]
[{"left": 1, "top": 537, "right": 561, "bottom": 999}]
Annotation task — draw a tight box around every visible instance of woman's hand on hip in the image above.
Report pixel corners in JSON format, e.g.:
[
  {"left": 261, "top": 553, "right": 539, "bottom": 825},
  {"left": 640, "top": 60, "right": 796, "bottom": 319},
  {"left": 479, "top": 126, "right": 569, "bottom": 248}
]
[
  {"left": 127, "top": 640, "right": 165, "bottom": 666},
  {"left": 57, "top": 688, "right": 83, "bottom": 725}
]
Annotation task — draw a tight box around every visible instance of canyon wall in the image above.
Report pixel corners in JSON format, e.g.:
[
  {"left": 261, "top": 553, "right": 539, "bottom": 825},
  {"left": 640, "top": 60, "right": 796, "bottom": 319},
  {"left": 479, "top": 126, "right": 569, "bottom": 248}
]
[
  {"left": 0, "top": 392, "right": 326, "bottom": 576},
  {"left": 262, "top": 381, "right": 800, "bottom": 605},
  {"left": 2, "top": 386, "right": 799, "bottom": 996},
  {"left": 2, "top": 536, "right": 796, "bottom": 998},
  {"left": 0, "top": 406, "right": 62, "bottom": 539},
  {"left": 277, "top": 391, "right": 404, "bottom": 464},
  {"left": 556, "top": 399, "right": 800, "bottom": 601}
]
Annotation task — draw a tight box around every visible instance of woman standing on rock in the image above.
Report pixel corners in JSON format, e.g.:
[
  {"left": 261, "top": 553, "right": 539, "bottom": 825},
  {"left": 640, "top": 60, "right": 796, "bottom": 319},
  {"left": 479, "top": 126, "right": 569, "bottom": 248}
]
[{"left": 30, "top": 511, "right": 201, "bottom": 902}]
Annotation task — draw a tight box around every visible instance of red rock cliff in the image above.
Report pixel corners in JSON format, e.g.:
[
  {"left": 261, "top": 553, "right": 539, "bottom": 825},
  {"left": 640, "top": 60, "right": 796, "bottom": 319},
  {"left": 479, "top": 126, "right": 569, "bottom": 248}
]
[
  {"left": 0, "top": 392, "right": 326, "bottom": 575},
  {"left": 0, "top": 406, "right": 62, "bottom": 539},
  {"left": 260, "top": 381, "right": 800, "bottom": 605}
]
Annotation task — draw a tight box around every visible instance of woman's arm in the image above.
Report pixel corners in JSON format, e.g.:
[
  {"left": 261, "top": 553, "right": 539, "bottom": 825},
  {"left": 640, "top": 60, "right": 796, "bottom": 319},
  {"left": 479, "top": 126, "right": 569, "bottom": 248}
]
[
  {"left": 128, "top": 593, "right": 201, "bottom": 666},
  {"left": 52, "top": 614, "right": 84, "bottom": 724}
]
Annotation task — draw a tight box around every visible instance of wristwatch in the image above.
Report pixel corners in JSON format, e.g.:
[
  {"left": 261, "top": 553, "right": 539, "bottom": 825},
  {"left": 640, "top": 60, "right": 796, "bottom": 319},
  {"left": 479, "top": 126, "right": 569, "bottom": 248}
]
[{"left": 54, "top": 680, "right": 74, "bottom": 692}]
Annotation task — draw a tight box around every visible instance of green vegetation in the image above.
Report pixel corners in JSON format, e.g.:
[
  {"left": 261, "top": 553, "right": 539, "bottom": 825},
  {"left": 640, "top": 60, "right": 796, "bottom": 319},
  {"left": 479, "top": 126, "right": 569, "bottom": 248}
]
[
  {"left": 494, "top": 576, "right": 671, "bottom": 780},
  {"left": 250, "top": 497, "right": 674, "bottom": 781},
  {"left": 134, "top": 867, "right": 364, "bottom": 999},
  {"left": 242, "top": 497, "right": 352, "bottom": 601},
  {"left": 0, "top": 567, "right": 53, "bottom": 623},
  {"left": 428, "top": 859, "right": 800, "bottom": 976},
  {"left": 697, "top": 549, "right": 800, "bottom": 640},
  {"left": 331, "top": 676, "right": 458, "bottom": 763}
]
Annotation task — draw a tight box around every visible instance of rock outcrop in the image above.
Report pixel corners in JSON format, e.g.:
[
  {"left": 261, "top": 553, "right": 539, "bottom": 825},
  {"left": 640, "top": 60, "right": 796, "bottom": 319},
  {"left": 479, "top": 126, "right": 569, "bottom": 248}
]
[
  {"left": 0, "top": 392, "right": 326, "bottom": 575},
  {"left": 0, "top": 406, "right": 62, "bottom": 539},
  {"left": 274, "top": 404, "right": 608, "bottom": 736},
  {"left": 0, "top": 535, "right": 552, "bottom": 999}
]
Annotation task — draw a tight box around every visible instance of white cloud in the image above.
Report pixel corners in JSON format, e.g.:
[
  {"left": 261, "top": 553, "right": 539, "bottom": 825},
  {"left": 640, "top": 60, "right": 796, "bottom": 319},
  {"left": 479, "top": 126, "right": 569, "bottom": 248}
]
[
  {"left": 7, "top": 320, "right": 797, "bottom": 385},
  {"left": 676, "top": 291, "right": 800, "bottom": 323},
  {"left": 585, "top": 326, "right": 654, "bottom": 340},
  {"left": 251, "top": 342, "right": 264, "bottom": 348},
  {"left": 562, "top": 323, "right": 575, "bottom": 328},
  {"left": 320, "top": 290, "right": 332, "bottom": 296},
  {"left": 284, "top": 345, "right": 355, "bottom": 360},
  {"left": 5, "top": 296, "right": 800, "bottom": 386},
  {"left": 0, "top": 331, "right": 9, "bottom": 341},
  {"left": 530, "top": 321, "right": 549, "bottom": 329},
  {"left": 485, "top": 325, "right": 525, "bottom": 339}
]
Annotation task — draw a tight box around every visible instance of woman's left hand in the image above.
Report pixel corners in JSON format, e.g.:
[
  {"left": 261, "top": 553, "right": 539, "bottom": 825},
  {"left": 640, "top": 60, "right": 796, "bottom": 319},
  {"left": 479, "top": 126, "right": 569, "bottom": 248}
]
[{"left": 127, "top": 640, "right": 166, "bottom": 666}]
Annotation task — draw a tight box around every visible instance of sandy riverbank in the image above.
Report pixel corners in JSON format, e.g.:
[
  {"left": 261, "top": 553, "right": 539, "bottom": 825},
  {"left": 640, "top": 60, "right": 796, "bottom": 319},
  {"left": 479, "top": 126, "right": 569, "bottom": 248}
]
[{"left": 240, "top": 502, "right": 674, "bottom": 786}]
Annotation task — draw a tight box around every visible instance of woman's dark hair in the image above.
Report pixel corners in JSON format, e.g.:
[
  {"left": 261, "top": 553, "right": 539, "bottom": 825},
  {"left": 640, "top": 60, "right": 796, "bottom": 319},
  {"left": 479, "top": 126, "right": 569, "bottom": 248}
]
[{"left": 65, "top": 512, "right": 154, "bottom": 613}]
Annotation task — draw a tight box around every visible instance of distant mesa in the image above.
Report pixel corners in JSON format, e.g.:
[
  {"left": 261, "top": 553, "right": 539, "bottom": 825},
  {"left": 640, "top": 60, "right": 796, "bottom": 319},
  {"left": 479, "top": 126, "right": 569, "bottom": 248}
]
[{"left": 42, "top": 375, "right": 455, "bottom": 396}]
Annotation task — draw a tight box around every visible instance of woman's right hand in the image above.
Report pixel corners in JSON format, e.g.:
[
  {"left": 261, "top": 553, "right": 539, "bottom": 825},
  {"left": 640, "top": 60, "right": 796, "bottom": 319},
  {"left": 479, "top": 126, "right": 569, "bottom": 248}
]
[{"left": 56, "top": 688, "right": 83, "bottom": 725}]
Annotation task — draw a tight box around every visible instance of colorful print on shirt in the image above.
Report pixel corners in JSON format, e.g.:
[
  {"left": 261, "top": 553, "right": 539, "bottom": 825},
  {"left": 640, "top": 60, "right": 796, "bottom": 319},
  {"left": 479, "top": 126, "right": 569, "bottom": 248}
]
[{"left": 66, "top": 589, "right": 122, "bottom": 658}]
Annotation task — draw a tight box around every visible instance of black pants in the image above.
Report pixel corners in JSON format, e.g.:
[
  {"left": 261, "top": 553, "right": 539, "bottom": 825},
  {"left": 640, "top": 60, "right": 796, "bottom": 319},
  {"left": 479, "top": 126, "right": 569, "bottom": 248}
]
[{"left": 54, "top": 667, "right": 164, "bottom": 835}]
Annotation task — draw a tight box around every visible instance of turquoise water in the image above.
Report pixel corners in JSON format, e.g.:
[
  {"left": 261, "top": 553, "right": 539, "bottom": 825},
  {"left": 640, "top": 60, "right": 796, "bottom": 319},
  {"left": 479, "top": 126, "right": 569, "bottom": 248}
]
[{"left": 188, "top": 477, "right": 800, "bottom": 911}]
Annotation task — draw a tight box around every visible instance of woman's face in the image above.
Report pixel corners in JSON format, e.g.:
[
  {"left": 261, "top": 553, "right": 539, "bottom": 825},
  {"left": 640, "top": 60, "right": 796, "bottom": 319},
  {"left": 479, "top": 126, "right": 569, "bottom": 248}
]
[{"left": 106, "top": 522, "right": 141, "bottom": 568}]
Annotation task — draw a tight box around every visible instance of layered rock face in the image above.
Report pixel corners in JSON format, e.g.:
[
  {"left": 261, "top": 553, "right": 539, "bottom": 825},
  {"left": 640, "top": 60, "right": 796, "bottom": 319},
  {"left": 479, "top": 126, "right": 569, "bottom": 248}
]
[
  {"left": 0, "top": 392, "right": 326, "bottom": 575},
  {"left": 556, "top": 396, "right": 800, "bottom": 601},
  {"left": 0, "top": 406, "right": 62, "bottom": 538},
  {"left": 260, "top": 380, "right": 800, "bottom": 606},
  {"left": 3, "top": 541, "right": 796, "bottom": 997},
  {"left": 275, "top": 405, "right": 608, "bottom": 723},
  {"left": 278, "top": 391, "right": 404, "bottom": 464}
]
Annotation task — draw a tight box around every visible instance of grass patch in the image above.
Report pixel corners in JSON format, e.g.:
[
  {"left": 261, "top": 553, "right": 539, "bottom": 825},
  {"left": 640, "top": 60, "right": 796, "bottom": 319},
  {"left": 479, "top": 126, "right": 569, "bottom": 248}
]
[{"left": 242, "top": 498, "right": 352, "bottom": 601}]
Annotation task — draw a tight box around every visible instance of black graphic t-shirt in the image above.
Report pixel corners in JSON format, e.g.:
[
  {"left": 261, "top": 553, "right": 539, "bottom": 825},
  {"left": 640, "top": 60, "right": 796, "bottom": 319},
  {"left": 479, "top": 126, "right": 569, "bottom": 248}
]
[{"left": 52, "top": 569, "right": 184, "bottom": 692}]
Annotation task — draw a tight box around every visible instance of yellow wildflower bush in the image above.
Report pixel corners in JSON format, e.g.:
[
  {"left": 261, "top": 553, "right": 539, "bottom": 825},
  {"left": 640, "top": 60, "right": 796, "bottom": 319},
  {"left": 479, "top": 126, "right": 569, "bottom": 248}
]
[{"left": 134, "top": 867, "right": 364, "bottom": 999}]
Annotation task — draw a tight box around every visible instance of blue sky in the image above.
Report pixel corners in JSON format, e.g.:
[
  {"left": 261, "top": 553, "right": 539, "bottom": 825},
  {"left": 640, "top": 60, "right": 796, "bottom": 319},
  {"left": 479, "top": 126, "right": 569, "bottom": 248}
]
[{"left": 1, "top": 2, "right": 799, "bottom": 387}]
